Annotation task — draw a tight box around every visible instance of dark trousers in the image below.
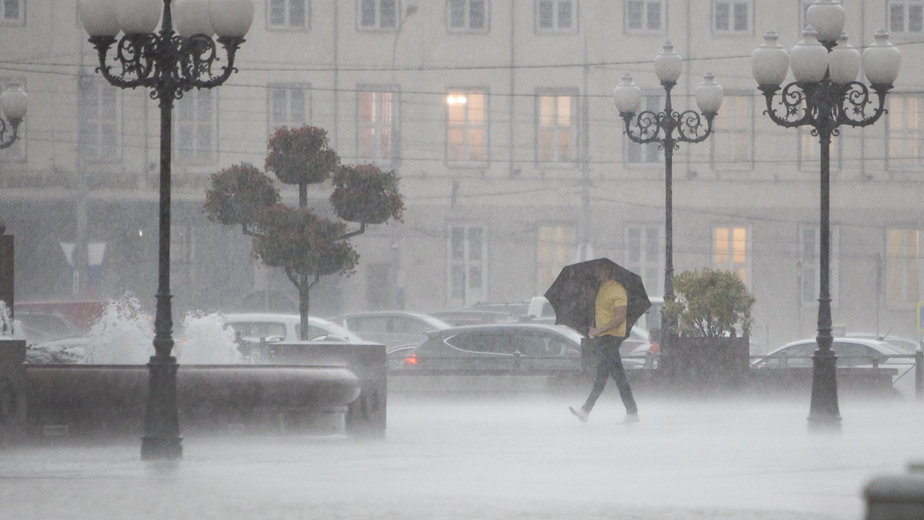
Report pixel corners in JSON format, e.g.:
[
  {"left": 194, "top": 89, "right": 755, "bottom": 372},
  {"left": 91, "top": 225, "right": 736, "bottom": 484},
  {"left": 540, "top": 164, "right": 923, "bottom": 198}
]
[{"left": 583, "top": 335, "right": 637, "bottom": 414}]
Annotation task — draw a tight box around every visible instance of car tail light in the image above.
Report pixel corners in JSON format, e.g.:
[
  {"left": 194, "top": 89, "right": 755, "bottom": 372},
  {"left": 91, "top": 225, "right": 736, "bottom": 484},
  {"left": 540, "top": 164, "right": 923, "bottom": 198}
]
[{"left": 403, "top": 353, "right": 418, "bottom": 366}]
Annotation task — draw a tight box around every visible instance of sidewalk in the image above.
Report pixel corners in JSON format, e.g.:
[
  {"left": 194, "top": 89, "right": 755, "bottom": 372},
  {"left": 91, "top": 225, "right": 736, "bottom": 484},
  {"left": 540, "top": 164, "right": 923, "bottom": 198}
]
[{"left": 1, "top": 391, "right": 920, "bottom": 519}]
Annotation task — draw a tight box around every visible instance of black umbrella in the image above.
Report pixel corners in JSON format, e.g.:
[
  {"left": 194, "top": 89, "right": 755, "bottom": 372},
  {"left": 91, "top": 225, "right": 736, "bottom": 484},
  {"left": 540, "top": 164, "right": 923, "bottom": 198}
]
[{"left": 544, "top": 258, "right": 651, "bottom": 337}]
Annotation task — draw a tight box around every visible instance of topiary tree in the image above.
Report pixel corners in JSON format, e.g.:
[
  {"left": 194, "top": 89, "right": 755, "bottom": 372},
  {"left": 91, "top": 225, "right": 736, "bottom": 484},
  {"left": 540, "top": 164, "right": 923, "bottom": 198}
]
[
  {"left": 204, "top": 126, "right": 404, "bottom": 340},
  {"left": 663, "top": 268, "right": 755, "bottom": 339}
]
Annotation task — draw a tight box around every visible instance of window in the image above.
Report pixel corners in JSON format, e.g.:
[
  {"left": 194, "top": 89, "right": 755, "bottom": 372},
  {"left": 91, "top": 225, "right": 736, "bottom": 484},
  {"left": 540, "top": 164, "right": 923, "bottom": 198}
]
[
  {"left": 171, "top": 223, "right": 194, "bottom": 266},
  {"left": 537, "top": 225, "right": 575, "bottom": 294},
  {"left": 537, "top": 92, "right": 576, "bottom": 163},
  {"left": 449, "top": 224, "right": 487, "bottom": 306},
  {"left": 713, "top": 225, "right": 750, "bottom": 286},
  {"left": 448, "top": 0, "right": 488, "bottom": 32},
  {"left": 625, "top": 225, "right": 664, "bottom": 299},
  {"left": 713, "top": 0, "right": 751, "bottom": 34},
  {"left": 268, "top": 0, "right": 309, "bottom": 30},
  {"left": 359, "top": 0, "right": 397, "bottom": 29},
  {"left": 268, "top": 85, "right": 309, "bottom": 133},
  {"left": 711, "top": 94, "right": 752, "bottom": 169},
  {"left": 0, "top": 78, "right": 25, "bottom": 162},
  {"left": 175, "top": 89, "right": 216, "bottom": 164},
  {"left": 626, "top": 94, "right": 664, "bottom": 164},
  {"left": 1, "top": 0, "right": 23, "bottom": 25},
  {"left": 798, "top": 225, "right": 840, "bottom": 306},
  {"left": 77, "top": 77, "right": 120, "bottom": 164},
  {"left": 798, "top": 129, "right": 841, "bottom": 171},
  {"left": 358, "top": 88, "right": 396, "bottom": 162},
  {"left": 446, "top": 90, "right": 487, "bottom": 162},
  {"left": 886, "top": 228, "right": 919, "bottom": 308},
  {"left": 887, "top": 95, "right": 923, "bottom": 170},
  {"left": 889, "top": 0, "right": 924, "bottom": 34},
  {"left": 626, "top": 0, "right": 665, "bottom": 33},
  {"left": 537, "top": 0, "right": 577, "bottom": 32}
]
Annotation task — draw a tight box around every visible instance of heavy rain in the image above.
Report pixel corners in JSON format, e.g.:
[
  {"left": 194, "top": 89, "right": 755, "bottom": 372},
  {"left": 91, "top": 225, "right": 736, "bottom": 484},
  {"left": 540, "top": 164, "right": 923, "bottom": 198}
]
[{"left": 1, "top": 1, "right": 923, "bottom": 518}]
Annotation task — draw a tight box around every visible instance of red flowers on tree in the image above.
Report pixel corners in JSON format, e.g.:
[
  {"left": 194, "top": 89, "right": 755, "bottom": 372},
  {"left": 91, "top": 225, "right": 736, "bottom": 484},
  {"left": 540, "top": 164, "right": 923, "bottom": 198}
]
[
  {"left": 331, "top": 164, "right": 405, "bottom": 224},
  {"left": 204, "top": 163, "right": 280, "bottom": 226},
  {"left": 265, "top": 126, "right": 340, "bottom": 185}
]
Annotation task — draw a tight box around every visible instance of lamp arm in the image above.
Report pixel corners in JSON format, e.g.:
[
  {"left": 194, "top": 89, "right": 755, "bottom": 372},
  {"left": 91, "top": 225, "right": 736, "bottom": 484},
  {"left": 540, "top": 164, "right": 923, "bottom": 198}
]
[
  {"left": 674, "top": 110, "right": 716, "bottom": 144},
  {"left": 623, "top": 110, "right": 665, "bottom": 145},
  {"left": 0, "top": 118, "right": 20, "bottom": 149},
  {"left": 186, "top": 36, "right": 245, "bottom": 90},
  {"left": 761, "top": 82, "right": 815, "bottom": 129},
  {"left": 837, "top": 82, "right": 891, "bottom": 128}
]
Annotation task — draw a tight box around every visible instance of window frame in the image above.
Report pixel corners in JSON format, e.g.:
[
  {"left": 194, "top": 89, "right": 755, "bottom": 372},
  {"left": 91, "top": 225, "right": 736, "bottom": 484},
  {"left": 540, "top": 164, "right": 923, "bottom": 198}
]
[
  {"left": 887, "top": 0, "right": 924, "bottom": 35},
  {"left": 797, "top": 224, "right": 840, "bottom": 308},
  {"left": 77, "top": 76, "right": 122, "bottom": 165},
  {"left": 710, "top": 92, "right": 754, "bottom": 171},
  {"left": 174, "top": 88, "right": 217, "bottom": 165},
  {"left": 357, "top": 86, "right": 399, "bottom": 165},
  {"left": 267, "top": 83, "right": 311, "bottom": 135},
  {"left": 445, "top": 88, "right": 489, "bottom": 164},
  {"left": 624, "top": 224, "right": 665, "bottom": 299},
  {"left": 267, "top": 0, "right": 310, "bottom": 31},
  {"left": 536, "top": 224, "right": 576, "bottom": 295},
  {"left": 536, "top": 0, "right": 578, "bottom": 33},
  {"left": 712, "top": 0, "right": 752, "bottom": 35},
  {"left": 624, "top": 92, "right": 665, "bottom": 165},
  {"left": 713, "top": 224, "right": 752, "bottom": 288},
  {"left": 885, "top": 93, "right": 924, "bottom": 171},
  {"left": 358, "top": 0, "right": 399, "bottom": 31},
  {"left": 885, "top": 228, "right": 920, "bottom": 309},
  {"left": 447, "top": 0, "right": 490, "bottom": 33},
  {"left": 536, "top": 89, "right": 578, "bottom": 165},
  {"left": 448, "top": 223, "right": 488, "bottom": 307},
  {"left": 625, "top": 0, "right": 666, "bottom": 35},
  {"left": 0, "top": 0, "right": 24, "bottom": 26}
]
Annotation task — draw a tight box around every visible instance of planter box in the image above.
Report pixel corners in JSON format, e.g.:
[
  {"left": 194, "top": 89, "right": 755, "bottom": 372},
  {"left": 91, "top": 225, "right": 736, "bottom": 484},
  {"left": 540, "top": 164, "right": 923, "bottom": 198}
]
[{"left": 659, "top": 336, "right": 750, "bottom": 391}]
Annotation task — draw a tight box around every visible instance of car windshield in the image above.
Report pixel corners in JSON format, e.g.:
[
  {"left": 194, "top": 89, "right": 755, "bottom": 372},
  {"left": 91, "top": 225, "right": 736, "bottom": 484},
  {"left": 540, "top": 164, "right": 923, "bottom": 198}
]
[{"left": 228, "top": 321, "right": 286, "bottom": 340}]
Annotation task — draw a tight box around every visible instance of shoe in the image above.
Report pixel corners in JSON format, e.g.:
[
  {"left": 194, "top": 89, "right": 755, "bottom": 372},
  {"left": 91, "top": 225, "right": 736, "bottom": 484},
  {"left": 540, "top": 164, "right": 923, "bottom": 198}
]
[
  {"left": 622, "top": 413, "right": 640, "bottom": 424},
  {"left": 569, "top": 406, "right": 589, "bottom": 423}
]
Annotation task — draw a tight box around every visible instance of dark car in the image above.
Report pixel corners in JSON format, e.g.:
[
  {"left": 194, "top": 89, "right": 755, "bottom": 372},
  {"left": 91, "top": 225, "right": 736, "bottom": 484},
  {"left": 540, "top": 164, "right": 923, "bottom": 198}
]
[
  {"left": 394, "top": 323, "right": 584, "bottom": 374},
  {"left": 328, "top": 311, "right": 452, "bottom": 352}
]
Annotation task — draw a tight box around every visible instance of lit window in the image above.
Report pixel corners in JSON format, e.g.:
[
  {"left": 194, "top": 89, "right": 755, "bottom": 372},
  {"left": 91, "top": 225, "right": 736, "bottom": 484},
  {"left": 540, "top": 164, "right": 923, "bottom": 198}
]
[
  {"left": 446, "top": 90, "right": 487, "bottom": 162},
  {"left": 448, "top": 0, "right": 488, "bottom": 32},
  {"left": 268, "top": 0, "right": 309, "bottom": 30},
  {"left": 358, "top": 89, "right": 396, "bottom": 162},
  {"left": 626, "top": 0, "right": 665, "bottom": 33},
  {"left": 359, "top": 0, "right": 398, "bottom": 29},
  {"left": 537, "top": 0, "right": 577, "bottom": 32},
  {"left": 886, "top": 229, "right": 920, "bottom": 308},
  {"left": 714, "top": 226, "right": 750, "bottom": 286},
  {"left": 537, "top": 92, "right": 576, "bottom": 163}
]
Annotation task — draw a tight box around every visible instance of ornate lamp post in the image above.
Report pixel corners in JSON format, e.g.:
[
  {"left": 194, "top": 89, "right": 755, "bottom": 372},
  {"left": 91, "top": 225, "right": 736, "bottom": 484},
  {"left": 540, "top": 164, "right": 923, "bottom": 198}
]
[
  {"left": 752, "top": 0, "right": 900, "bottom": 430},
  {"left": 0, "top": 82, "right": 27, "bottom": 149},
  {"left": 613, "top": 42, "right": 723, "bottom": 352},
  {"left": 77, "top": 0, "right": 254, "bottom": 459}
]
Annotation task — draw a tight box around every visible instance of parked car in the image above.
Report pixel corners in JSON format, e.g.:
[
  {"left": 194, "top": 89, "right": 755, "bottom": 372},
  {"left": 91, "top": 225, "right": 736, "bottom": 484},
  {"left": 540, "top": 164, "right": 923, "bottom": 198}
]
[
  {"left": 520, "top": 295, "right": 650, "bottom": 355},
  {"left": 393, "top": 323, "right": 584, "bottom": 375},
  {"left": 13, "top": 311, "right": 83, "bottom": 346},
  {"left": 846, "top": 333, "right": 920, "bottom": 355},
  {"left": 222, "top": 313, "right": 364, "bottom": 344},
  {"left": 328, "top": 311, "right": 451, "bottom": 351},
  {"left": 751, "top": 337, "right": 912, "bottom": 369}
]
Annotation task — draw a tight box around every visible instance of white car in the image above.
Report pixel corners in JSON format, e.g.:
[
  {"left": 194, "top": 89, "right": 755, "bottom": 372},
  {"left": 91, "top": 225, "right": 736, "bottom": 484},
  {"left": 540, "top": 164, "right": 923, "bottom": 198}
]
[
  {"left": 222, "top": 313, "right": 365, "bottom": 344},
  {"left": 328, "top": 311, "right": 452, "bottom": 351}
]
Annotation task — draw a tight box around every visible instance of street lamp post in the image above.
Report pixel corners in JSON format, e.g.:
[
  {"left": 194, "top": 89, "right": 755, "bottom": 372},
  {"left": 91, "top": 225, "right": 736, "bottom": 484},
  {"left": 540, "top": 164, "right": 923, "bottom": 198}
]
[
  {"left": 0, "top": 82, "right": 27, "bottom": 149},
  {"left": 752, "top": 0, "right": 899, "bottom": 431},
  {"left": 77, "top": 0, "right": 254, "bottom": 459},
  {"left": 613, "top": 42, "right": 723, "bottom": 352}
]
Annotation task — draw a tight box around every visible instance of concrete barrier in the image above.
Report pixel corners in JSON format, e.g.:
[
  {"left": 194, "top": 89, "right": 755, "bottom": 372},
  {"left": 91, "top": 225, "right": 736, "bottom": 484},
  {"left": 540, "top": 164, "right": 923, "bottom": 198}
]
[{"left": 865, "top": 463, "right": 924, "bottom": 519}]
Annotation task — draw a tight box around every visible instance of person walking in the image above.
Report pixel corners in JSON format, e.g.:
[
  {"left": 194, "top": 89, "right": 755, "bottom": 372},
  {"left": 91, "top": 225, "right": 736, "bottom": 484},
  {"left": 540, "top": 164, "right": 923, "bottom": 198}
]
[{"left": 570, "top": 262, "right": 639, "bottom": 424}]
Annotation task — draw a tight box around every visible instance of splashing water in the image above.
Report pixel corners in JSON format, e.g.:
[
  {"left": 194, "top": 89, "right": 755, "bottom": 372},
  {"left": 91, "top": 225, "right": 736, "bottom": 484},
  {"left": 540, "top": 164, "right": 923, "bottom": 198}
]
[
  {"left": 85, "top": 295, "right": 153, "bottom": 364},
  {"left": 0, "top": 300, "right": 11, "bottom": 337},
  {"left": 176, "top": 311, "right": 240, "bottom": 364}
]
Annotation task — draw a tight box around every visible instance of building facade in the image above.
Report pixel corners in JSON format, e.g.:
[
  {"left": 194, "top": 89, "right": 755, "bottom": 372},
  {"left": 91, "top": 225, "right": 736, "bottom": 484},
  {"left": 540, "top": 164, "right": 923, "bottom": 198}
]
[{"left": 0, "top": 0, "right": 922, "bottom": 350}]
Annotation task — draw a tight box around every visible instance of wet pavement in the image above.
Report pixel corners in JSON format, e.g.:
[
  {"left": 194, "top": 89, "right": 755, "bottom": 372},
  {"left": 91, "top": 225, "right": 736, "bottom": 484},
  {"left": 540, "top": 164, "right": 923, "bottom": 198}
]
[{"left": 1, "top": 388, "right": 922, "bottom": 519}]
